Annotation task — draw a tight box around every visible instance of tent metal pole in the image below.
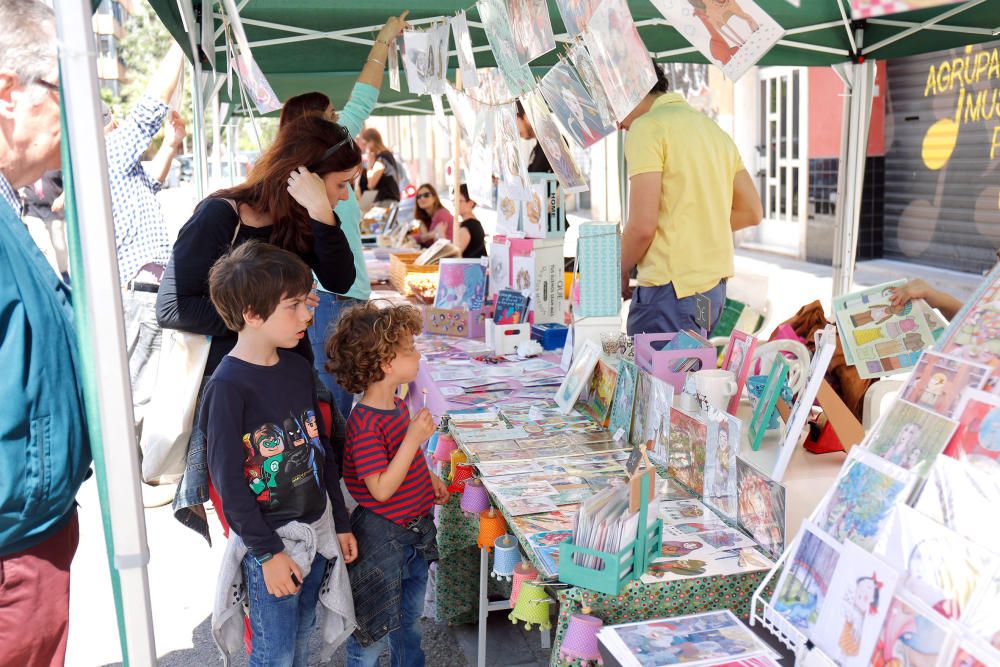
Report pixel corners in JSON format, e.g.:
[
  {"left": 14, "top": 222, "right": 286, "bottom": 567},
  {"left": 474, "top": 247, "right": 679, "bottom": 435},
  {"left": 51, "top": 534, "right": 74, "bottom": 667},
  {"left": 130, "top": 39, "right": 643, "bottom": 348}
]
[
  {"left": 862, "top": 0, "right": 988, "bottom": 55},
  {"left": 53, "top": 1, "right": 156, "bottom": 664},
  {"left": 177, "top": 0, "right": 207, "bottom": 200},
  {"left": 831, "top": 59, "right": 876, "bottom": 299}
]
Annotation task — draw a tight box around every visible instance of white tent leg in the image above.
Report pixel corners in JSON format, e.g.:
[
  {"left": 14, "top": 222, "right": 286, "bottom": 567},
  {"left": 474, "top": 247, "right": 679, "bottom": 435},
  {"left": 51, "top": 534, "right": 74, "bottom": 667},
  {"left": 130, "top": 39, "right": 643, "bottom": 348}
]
[
  {"left": 177, "top": 0, "right": 208, "bottom": 199},
  {"left": 831, "top": 60, "right": 876, "bottom": 299},
  {"left": 53, "top": 1, "right": 156, "bottom": 664}
]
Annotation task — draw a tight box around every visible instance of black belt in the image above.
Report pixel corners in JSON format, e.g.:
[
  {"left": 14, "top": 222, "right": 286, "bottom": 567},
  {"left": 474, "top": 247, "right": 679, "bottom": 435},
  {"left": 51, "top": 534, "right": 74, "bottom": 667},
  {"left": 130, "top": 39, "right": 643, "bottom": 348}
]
[
  {"left": 334, "top": 294, "right": 359, "bottom": 301},
  {"left": 129, "top": 282, "right": 159, "bottom": 293}
]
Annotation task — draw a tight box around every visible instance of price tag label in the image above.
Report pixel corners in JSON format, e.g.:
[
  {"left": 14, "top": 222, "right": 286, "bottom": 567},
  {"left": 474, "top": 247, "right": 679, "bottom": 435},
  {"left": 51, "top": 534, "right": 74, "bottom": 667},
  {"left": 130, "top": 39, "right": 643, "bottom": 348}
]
[
  {"left": 694, "top": 293, "right": 712, "bottom": 331},
  {"left": 613, "top": 428, "right": 625, "bottom": 442}
]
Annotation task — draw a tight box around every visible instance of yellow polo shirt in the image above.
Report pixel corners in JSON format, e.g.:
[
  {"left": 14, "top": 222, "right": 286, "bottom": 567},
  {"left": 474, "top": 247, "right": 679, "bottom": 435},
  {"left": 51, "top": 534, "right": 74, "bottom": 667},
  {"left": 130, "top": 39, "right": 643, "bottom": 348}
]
[{"left": 624, "top": 93, "right": 745, "bottom": 298}]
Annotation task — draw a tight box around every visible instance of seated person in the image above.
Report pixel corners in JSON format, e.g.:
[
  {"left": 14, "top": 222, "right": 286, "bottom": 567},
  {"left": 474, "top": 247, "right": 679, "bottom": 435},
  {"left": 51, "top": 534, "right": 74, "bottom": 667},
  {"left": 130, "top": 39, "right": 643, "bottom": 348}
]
[
  {"left": 413, "top": 183, "right": 454, "bottom": 247},
  {"left": 455, "top": 184, "right": 486, "bottom": 259}
]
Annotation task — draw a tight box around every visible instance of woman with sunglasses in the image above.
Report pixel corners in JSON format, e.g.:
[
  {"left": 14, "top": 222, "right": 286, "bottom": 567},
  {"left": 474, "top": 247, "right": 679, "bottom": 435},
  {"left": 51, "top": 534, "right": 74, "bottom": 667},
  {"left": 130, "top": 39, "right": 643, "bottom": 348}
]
[
  {"left": 413, "top": 183, "right": 454, "bottom": 247},
  {"left": 156, "top": 115, "right": 362, "bottom": 538}
]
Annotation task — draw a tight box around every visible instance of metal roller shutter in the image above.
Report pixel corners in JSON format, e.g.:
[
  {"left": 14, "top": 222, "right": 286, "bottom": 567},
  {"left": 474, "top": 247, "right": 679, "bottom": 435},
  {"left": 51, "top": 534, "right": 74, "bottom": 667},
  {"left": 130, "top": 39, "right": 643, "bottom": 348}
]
[{"left": 884, "top": 40, "right": 1000, "bottom": 275}]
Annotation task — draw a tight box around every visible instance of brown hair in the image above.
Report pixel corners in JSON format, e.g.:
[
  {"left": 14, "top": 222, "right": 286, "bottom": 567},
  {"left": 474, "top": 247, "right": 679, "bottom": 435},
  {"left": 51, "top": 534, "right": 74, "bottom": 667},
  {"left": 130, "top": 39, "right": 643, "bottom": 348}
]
[
  {"left": 279, "top": 91, "right": 332, "bottom": 128},
  {"left": 326, "top": 301, "right": 423, "bottom": 394},
  {"left": 211, "top": 115, "right": 361, "bottom": 255},
  {"left": 414, "top": 182, "right": 443, "bottom": 227},
  {"left": 208, "top": 240, "right": 313, "bottom": 332},
  {"left": 360, "top": 127, "right": 389, "bottom": 155}
]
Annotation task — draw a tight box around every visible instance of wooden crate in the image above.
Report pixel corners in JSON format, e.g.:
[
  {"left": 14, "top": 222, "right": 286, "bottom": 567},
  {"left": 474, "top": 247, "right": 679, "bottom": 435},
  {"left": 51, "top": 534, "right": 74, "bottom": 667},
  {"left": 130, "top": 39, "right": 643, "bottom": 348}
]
[{"left": 389, "top": 252, "right": 437, "bottom": 296}]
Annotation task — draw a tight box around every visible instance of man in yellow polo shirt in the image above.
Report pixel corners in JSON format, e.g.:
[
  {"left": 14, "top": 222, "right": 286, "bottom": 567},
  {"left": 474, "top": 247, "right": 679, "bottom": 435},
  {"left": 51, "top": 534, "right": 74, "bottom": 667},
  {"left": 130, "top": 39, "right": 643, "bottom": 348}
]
[{"left": 620, "top": 64, "right": 763, "bottom": 335}]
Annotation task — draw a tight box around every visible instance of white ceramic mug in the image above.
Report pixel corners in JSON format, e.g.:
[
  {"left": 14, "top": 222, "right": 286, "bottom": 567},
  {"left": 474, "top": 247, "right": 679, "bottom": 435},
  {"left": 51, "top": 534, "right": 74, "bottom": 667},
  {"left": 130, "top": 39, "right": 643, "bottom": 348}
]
[{"left": 694, "top": 369, "right": 738, "bottom": 412}]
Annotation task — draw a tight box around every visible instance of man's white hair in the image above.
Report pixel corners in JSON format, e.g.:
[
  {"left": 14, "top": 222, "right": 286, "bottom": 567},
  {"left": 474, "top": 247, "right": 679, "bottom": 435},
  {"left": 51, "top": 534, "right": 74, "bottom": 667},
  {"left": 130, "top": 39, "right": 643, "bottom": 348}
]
[{"left": 0, "top": 0, "right": 57, "bottom": 92}]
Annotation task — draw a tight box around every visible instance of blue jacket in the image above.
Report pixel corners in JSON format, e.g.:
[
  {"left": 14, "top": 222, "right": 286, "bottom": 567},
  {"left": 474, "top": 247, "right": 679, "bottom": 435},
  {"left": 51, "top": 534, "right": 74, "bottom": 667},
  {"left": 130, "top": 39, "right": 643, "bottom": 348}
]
[{"left": 0, "top": 197, "right": 91, "bottom": 557}]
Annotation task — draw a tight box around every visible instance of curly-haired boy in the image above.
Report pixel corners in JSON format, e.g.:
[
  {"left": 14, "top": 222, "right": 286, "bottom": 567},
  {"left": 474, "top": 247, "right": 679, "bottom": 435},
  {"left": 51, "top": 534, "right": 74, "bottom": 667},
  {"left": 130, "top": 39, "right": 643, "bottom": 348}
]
[{"left": 326, "top": 301, "right": 449, "bottom": 666}]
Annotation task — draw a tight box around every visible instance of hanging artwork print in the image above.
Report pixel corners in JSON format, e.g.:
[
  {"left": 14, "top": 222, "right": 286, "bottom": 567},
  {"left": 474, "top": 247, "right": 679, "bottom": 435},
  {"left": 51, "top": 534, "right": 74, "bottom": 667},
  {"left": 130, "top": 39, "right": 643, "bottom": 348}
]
[
  {"left": 401, "top": 30, "right": 433, "bottom": 95},
  {"left": 450, "top": 11, "right": 480, "bottom": 89},
  {"left": 736, "top": 457, "right": 785, "bottom": 559},
  {"left": 580, "top": 0, "right": 656, "bottom": 123},
  {"left": 507, "top": 0, "right": 556, "bottom": 63},
  {"left": 813, "top": 540, "right": 900, "bottom": 667},
  {"left": 388, "top": 38, "right": 400, "bottom": 91},
  {"left": 235, "top": 51, "right": 282, "bottom": 114},
  {"left": 865, "top": 399, "right": 958, "bottom": 478},
  {"left": 554, "top": 0, "right": 600, "bottom": 37},
  {"left": 539, "top": 60, "right": 617, "bottom": 149},
  {"left": 770, "top": 522, "right": 842, "bottom": 637},
  {"left": 813, "top": 448, "right": 914, "bottom": 552},
  {"left": 478, "top": 0, "right": 535, "bottom": 96},
  {"left": 523, "top": 91, "right": 589, "bottom": 193},
  {"left": 568, "top": 42, "right": 617, "bottom": 126},
  {"left": 648, "top": 0, "right": 784, "bottom": 82},
  {"left": 494, "top": 104, "right": 532, "bottom": 198}
]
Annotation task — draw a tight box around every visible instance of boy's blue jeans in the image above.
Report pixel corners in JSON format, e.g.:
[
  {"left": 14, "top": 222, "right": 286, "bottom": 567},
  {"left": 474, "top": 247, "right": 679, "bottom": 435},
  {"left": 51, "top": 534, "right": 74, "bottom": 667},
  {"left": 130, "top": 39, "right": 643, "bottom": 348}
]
[
  {"left": 242, "top": 552, "right": 328, "bottom": 667},
  {"left": 346, "top": 544, "right": 428, "bottom": 667}
]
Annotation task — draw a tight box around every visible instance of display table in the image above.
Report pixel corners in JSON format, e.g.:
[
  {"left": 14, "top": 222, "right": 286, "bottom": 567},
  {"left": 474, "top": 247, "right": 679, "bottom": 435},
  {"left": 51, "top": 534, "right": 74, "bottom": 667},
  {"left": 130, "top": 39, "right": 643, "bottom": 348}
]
[{"left": 405, "top": 326, "right": 845, "bottom": 667}]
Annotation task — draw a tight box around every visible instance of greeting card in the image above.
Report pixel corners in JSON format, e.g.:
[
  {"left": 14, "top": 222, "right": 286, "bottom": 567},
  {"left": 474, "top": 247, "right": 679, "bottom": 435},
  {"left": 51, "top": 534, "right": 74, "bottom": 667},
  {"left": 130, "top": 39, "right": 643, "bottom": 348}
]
[
  {"left": 813, "top": 448, "right": 915, "bottom": 552},
  {"left": 869, "top": 593, "right": 955, "bottom": 667},
  {"left": 668, "top": 407, "right": 708, "bottom": 495},
  {"left": 770, "top": 521, "right": 842, "bottom": 637},
  {"left": 865, "top": 399, "right": 959, "bottom": 478},
  {"left": 899, "top": 351, "right": 990, "bottom": 419},
  {"left": 813, "top": 540, "right": 900, "bottom": 667},
  {"left": 556, "top": 340, "right": 601, "bottom": 413},
  {"left": 943, "top": 388, "right": 1000, "bottom": 472},
  {"left": 577, "top": 356, "right": 620, "bottom": 427},
  {"left": 703, "top": 411, "right": 741, "bottom": 518},
  {"left": 937, "top": 263, "right": 1000, "bottom": 391},
  {"left": 608, "top": 360, "right": 639, "bottom": 440}
]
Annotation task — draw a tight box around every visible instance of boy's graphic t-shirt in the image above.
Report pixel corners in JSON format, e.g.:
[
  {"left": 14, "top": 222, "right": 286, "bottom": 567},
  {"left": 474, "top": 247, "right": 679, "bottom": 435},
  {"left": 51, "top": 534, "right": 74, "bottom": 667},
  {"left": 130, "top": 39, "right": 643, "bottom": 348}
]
[
  {"left": 203, "top": 351, "right": 350, "bottom": 557},
  {"left": 344, "top": 397, "right": 435, "bottom": 525}
]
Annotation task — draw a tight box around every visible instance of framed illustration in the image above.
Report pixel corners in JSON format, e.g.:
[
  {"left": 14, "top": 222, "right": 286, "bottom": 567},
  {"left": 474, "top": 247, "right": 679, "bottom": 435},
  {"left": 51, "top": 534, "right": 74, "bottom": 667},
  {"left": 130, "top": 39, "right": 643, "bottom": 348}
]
[
  {"left": 722, "top": 330, "right": 757, "bottom": 415},
  {"left": 900, "top": 351, "right": 991, "bottom": 419},
  {"left": 748, "top": 354, "right": 788, "bottom": 452},
  {"left": 736, "top": 456, "right": 786, "bottom": 559},
  {"left": 608, "top": 360, "right": 639, "bottom": 440}
]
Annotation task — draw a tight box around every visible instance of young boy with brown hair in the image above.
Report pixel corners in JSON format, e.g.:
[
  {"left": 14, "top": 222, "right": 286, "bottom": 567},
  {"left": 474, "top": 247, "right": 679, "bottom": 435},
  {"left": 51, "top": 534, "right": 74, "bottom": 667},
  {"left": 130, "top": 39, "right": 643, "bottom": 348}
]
[
  {"left": 203, "top": 241, "right": 357, "bottom": 664},
  {"left": 326, "top": 301, "right": 449, "bottom": 667}
]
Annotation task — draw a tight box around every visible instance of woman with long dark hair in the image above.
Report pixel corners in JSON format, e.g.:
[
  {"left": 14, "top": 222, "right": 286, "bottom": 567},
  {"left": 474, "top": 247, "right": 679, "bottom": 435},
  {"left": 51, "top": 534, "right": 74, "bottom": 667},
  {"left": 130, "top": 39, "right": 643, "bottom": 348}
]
[
  {"left": 156, "top": 114, "right": 361, "bottom": 537},
  {"left": 358, "top": 127, "right": 401, "bottom": 209},
  {"left": 413, "top": 183, "right": 454, "bottom": 247}
]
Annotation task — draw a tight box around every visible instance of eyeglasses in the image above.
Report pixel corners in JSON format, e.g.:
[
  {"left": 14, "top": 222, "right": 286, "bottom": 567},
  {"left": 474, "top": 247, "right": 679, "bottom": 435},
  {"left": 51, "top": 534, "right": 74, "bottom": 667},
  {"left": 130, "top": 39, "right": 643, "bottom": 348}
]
[
  {"left": 416, "top": 192, "right": 433, "bottom": 200},
  {"left": 32, "top": 78, "right": 59, "bottom": 97},
  {"left": 309, "top": 133, "right": 355, "bottom": 170}
]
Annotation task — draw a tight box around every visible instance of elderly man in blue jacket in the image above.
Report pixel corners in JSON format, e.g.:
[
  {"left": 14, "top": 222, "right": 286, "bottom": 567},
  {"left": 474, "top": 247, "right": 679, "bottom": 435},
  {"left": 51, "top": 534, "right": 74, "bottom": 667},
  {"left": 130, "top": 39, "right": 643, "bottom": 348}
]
[{"left": 0, "top": 1, "right": 93, "bottom": 664}]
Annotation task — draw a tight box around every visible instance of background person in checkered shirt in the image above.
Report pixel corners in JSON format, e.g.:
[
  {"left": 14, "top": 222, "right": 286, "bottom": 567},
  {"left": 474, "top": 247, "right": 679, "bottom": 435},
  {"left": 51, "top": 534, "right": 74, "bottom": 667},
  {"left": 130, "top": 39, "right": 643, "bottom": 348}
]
[{"left": 105, "top": 43, "right": 186, "bottom": 472}]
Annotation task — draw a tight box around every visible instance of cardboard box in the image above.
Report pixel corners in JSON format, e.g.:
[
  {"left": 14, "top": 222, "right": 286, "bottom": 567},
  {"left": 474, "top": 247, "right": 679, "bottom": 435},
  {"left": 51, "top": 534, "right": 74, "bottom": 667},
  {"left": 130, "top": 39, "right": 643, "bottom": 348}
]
[
  {"left": 507, "top": 237, "right": 564, "bottom": 325},
  {"left": 577, "top": 221, "right": 622, "bottom": 318},
  {"left": 485, "top": 320, "right": 530, "bottom": 356},
  {"left": 423, "top": 307, "right": 486, "bottom": 339}
]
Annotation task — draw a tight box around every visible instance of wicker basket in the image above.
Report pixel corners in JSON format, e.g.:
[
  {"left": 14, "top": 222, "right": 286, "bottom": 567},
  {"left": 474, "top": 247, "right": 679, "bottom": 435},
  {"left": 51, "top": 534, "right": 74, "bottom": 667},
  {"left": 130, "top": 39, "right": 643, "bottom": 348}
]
[{"left": 389, "top": 252, "right": 438, "bottom": 296}]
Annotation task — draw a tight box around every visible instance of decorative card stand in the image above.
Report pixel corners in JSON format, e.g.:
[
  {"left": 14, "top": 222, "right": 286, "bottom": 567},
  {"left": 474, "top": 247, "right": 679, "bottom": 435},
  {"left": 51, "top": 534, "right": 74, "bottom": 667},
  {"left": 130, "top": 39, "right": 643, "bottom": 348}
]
[
  {"left": 424, "top": 307, "right": 486, "bottom": 339},
  {"left": 748, "top": 356, "right": 789, "bottom": 451},
  {"left": 722, "top": 331, "right": 758, "bottom": 415}
]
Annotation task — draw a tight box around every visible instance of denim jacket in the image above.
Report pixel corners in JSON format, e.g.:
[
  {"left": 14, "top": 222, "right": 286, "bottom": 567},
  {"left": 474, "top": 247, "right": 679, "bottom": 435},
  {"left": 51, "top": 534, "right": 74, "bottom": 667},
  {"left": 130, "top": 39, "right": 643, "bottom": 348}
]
[{"left": 347, "top": 505, "right": 438, "bottom": 646}]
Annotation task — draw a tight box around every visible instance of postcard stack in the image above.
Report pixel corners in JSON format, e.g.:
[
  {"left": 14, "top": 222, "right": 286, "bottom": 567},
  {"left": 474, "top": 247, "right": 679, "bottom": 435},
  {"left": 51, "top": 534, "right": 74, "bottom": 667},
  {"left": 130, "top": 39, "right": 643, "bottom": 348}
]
[{"left": 760, "top": 264, "right": 1000, "bottom": 667}]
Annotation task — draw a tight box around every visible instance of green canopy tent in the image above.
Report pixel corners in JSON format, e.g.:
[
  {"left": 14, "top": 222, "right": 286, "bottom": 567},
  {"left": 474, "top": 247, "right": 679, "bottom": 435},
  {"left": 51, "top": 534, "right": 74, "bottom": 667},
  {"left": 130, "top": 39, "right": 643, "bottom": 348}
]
[{"left": 55, "top": 1, "right": 1000, "bottom": 664}]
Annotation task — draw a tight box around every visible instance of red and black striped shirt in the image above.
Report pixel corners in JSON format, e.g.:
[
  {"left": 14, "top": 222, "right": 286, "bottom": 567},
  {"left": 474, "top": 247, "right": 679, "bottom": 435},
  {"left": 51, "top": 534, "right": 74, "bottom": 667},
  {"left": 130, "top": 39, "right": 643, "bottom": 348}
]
[{"left": 344, "top": 397, "right": 434, "bottom": 525}]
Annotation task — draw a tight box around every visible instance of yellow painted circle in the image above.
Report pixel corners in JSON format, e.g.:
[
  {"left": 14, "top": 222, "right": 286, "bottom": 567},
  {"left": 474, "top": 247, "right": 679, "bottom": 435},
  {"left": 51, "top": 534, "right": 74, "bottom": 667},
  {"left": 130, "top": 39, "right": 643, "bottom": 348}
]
[{"left": 921, "top": 117, "right": 958, "bottom": 170}]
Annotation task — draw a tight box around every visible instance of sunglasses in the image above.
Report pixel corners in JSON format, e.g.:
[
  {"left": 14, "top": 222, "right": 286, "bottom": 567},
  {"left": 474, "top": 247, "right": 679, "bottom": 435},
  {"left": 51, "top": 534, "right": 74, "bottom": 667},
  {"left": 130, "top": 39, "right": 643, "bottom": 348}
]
[
  {"left": 308, "top": 131, "right": 355, "bottom": 170},
  {"left": 416, "top": 192, "right": 433, "bottom": 200}
]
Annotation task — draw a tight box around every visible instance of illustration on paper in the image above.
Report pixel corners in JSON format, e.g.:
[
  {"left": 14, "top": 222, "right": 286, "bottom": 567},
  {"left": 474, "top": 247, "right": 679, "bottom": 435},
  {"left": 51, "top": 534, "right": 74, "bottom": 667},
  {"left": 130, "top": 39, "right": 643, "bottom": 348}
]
[
  {"left": 735, "top": 457, "right": 785, "bottom": 559},
  {"left": 866, "top": 399, "right": 958, "bottom": 477},
  {"left": 770, "top": 522, "right": 842, "bottom": 635}
]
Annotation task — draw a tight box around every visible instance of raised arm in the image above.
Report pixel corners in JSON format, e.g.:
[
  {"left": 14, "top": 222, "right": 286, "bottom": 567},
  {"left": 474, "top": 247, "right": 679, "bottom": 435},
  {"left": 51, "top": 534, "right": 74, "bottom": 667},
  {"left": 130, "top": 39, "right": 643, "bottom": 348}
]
[
  {"left": 146, "top": 110, "right": 185, "bottom": 185},
  {"left": 356, "top": 12, "right": 409, "bottom": 92}
]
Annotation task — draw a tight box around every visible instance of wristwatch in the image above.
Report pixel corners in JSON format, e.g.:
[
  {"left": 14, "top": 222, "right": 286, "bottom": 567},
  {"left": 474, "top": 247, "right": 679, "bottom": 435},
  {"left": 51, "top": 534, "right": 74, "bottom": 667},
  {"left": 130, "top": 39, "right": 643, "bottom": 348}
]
[{"left": 255, "top": 552, "right": 274, "bottom": 566}]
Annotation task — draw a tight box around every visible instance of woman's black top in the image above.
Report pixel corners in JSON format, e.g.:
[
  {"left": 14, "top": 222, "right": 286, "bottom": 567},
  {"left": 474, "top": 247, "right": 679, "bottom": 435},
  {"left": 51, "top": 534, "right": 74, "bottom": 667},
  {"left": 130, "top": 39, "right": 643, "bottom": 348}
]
[
  {"left": 373, "top": 151, "right": 401, "bottom": 202},
  {"left": 460, "top": 218, "right": 488, "bottom": 259},
  {"left": 156, "top": 198, "right": 356, "bottom": 375}
]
